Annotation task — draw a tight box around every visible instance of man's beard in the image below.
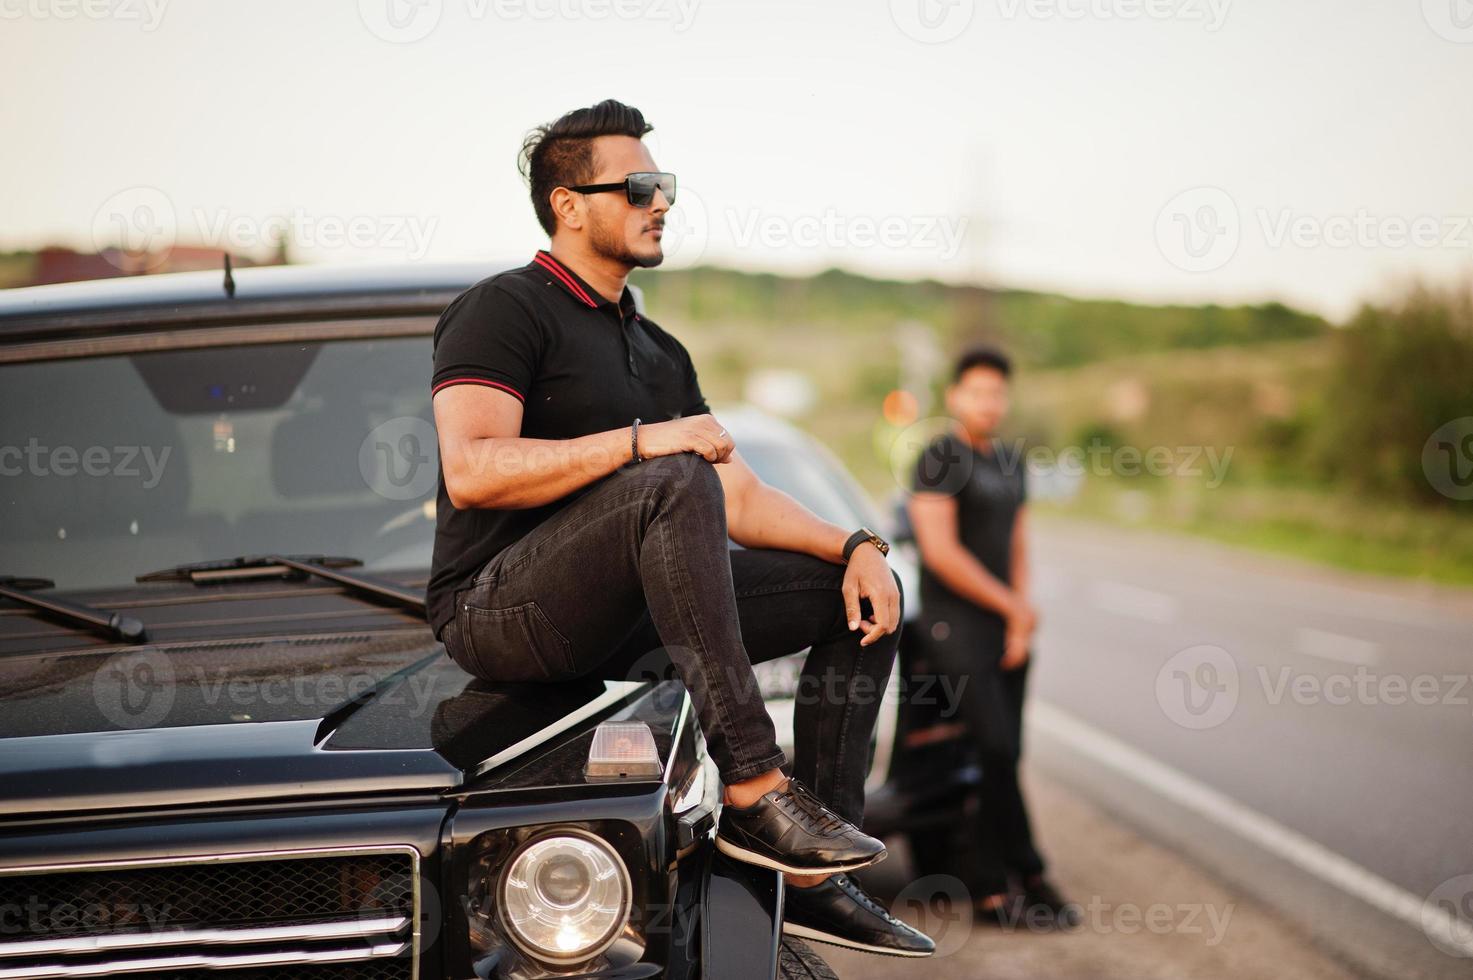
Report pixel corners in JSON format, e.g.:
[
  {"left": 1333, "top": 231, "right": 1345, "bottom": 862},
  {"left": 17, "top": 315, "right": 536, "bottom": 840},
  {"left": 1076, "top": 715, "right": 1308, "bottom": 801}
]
[{"left": 589, "top": 215, "right": 664, "bottom": 269}]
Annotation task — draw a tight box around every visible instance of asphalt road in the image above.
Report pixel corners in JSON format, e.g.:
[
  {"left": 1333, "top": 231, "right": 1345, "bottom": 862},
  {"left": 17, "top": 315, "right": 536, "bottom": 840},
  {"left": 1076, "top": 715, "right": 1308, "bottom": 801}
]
[
  {"left": 831, "top": 769, "right": 1361, "bottom": 980},
  {"left": 1017, "top": 518, "right": 1473, "bottom": 977}
]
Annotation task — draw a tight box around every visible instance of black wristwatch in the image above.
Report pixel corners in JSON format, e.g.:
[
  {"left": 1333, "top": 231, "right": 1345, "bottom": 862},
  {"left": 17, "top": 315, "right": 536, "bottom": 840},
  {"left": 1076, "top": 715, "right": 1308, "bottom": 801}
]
[{"left": 841, "top": 526, "right": 890, "bottom": 564}]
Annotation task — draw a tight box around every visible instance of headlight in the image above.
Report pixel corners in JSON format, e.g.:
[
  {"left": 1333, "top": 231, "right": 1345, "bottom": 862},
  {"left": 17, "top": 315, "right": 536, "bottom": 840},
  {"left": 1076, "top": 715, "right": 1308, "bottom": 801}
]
[{"left": 497, "top": 829, "right": 632, "bottom": 965}]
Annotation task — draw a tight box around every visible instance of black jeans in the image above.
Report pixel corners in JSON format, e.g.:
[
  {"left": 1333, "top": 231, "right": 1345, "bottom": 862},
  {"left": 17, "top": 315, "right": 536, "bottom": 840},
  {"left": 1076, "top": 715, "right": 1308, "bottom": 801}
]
[
  {"left": 920, "top": 601, "right": 1046, "bottom": 896},
  {"left": 440, "top": 452, "right": 902, "bottom": 825}
]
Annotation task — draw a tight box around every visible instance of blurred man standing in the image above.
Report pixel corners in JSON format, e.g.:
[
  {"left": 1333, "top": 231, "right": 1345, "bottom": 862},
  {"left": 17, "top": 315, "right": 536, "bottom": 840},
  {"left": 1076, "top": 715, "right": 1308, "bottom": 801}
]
[{"left": 906, "top": 346, "right": 1074, "bottom": 927}]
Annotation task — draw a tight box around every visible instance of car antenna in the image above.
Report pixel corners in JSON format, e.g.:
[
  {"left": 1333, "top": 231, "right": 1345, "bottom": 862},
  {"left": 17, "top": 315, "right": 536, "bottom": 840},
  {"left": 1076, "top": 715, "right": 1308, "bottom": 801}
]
[{"left": 222, "top": 251, "right": 236, "bottom": 298}]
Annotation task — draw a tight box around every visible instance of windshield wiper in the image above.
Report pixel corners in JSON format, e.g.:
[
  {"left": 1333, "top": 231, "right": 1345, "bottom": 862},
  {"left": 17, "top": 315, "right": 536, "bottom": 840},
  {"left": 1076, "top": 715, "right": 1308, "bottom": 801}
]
[
  {"left": 136, "top": 555, "right": 426, "bottom": 616},
  {"left": 0, "top": 575, "right": 148, "bottom": 644}
]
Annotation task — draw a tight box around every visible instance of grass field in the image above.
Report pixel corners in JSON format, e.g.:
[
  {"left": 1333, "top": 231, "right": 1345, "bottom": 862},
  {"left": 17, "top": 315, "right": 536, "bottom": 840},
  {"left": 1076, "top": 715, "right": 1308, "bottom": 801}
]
[{"left": 1034, "top": 478, "right": 1473, "bottom": 586}]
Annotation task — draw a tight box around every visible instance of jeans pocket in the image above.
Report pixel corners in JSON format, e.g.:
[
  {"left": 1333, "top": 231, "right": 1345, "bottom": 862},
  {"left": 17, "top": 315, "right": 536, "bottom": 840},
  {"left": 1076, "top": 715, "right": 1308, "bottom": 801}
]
[{"left": 458, "top": 597, "right": 575, "bottom": 682}]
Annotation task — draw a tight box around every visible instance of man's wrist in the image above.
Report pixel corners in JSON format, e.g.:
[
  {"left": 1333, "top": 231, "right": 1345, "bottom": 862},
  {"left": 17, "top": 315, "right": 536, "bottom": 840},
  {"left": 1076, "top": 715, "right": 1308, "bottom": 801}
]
[{"left": 827, "top": 526, "right": 852, "bottom": 564}]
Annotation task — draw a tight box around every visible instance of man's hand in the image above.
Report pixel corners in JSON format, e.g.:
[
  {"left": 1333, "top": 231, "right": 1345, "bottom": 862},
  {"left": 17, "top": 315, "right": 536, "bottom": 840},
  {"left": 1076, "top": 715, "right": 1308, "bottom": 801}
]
[
  {"left": 1001, "top": 600, "right": 1038, "bottom": 670},
  {"left": 842, "top": 543, "right": 901, "bottom": 647},
  {"left": 638, "top": 414, "right": 735, "bottom": 463}
]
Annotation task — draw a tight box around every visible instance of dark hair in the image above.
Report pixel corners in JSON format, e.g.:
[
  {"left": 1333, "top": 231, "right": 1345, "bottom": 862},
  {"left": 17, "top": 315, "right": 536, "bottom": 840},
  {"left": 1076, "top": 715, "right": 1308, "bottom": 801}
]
[
  {"left": 518, "top": 99, "right": 654, "bottom": 236},
  {"left": 952, "top": 345, "right": 1012, "bottom": 382}
]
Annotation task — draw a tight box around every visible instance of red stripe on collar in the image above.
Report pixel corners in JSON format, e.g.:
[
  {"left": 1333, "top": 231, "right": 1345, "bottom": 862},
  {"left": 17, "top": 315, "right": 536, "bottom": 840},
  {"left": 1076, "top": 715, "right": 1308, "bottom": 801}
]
[{"left": 532, "top": 251, "right": 599, "bottom": 308}]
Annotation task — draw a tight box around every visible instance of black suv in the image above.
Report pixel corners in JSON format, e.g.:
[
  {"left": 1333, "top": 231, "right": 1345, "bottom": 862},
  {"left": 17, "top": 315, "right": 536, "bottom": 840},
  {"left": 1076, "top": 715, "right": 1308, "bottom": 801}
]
[{"left": 0, "top": 263, "right": 971, "bottom": 979}]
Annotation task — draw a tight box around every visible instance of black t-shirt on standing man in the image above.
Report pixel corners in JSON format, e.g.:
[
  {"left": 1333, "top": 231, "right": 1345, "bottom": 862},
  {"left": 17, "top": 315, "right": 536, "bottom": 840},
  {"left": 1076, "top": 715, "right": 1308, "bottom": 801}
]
[{"left": 909, "top": 429, "right": 1027, "bottom": 623}]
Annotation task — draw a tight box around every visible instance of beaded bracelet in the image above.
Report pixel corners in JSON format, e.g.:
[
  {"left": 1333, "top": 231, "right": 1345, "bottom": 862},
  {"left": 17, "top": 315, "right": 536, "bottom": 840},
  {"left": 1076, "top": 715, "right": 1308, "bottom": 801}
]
[{"left": 631, "top": 417, "right": 643, "bottom": 463}]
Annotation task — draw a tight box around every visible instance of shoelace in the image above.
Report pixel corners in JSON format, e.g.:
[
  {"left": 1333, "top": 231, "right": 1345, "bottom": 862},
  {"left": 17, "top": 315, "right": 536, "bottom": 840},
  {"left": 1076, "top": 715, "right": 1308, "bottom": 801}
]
[
  {"left": 776, "top": 780, "right": 846, "bottom": 836},
  {"left": 835, "top": 875, "right": 904, "bottom": 926}
]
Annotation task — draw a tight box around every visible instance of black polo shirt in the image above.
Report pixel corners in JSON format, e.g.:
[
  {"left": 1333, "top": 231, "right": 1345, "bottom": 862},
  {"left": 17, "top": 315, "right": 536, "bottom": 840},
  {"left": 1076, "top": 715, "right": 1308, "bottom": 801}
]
[{"left": 425, "top": 250, "right": 710, "bottom": 639}]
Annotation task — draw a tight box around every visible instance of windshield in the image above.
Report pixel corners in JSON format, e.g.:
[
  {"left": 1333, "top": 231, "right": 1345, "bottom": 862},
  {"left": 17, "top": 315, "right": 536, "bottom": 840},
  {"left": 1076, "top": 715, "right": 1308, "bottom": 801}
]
[
  {"left": 1, "top": 332, "right": 881, "bottom": 593},
  {"left": 2, "top": 335, "right": 438, "bottom": 590}
]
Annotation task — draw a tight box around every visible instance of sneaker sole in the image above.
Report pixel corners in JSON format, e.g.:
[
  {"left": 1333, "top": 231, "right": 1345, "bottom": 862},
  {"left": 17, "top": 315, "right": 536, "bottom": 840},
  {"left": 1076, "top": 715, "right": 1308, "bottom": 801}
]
[
  {"left": 713, "top": 835, "right": 885, "bottom": 876},
  {"left": 782, "top": 922, "right": 934, "bottom": 958}
]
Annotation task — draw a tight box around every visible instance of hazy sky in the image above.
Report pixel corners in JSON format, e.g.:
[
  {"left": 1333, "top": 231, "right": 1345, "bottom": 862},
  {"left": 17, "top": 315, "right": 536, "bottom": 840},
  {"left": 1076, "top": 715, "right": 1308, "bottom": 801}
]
[{"left": 3, "top": 0, "right": 1470, "bottom": 319}]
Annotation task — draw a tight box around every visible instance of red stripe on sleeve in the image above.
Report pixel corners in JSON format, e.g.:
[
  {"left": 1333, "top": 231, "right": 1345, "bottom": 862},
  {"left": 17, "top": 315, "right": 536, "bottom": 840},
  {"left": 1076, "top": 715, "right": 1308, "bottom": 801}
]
[{"left": 431, "top": 377, "right": 525, "bottom": 402}]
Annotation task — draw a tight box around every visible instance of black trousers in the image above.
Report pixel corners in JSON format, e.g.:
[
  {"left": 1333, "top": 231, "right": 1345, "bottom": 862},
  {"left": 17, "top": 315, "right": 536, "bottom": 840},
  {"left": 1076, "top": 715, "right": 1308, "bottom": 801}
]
[
  {"left": 440, "top": 452, "right": 902, "bottom": 825},
  {"left": 920, "top": 600, "right": 1046, "bottom": 896}
]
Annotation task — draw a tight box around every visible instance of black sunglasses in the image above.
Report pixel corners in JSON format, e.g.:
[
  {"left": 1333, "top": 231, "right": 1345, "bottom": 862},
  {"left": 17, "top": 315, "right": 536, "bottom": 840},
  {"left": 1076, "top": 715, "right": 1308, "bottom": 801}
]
[{"left": 566, "top": 171, "right": 677, "bottom": 208}]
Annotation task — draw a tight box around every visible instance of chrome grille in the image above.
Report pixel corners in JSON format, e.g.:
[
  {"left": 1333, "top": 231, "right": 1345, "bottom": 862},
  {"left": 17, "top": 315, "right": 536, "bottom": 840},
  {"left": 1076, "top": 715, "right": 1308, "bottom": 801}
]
[
  {"left": 0, "top": 847, "right": 417, "bottom": 979},
  {"left": 111, "top": 966, "right": 408, "bottom": 980}
]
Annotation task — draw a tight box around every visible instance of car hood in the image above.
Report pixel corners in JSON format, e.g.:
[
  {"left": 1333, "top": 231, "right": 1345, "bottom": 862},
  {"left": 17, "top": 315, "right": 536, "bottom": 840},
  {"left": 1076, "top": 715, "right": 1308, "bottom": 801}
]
[{"left": 0, "top": 628, "right": 633, "bottom": 816}]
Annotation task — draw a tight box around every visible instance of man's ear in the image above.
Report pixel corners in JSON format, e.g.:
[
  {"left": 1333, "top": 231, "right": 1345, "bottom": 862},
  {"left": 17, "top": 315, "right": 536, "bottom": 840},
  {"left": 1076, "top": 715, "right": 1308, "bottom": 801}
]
[{"left": 548, "top": 187, "right": 583, "bottom": 232}]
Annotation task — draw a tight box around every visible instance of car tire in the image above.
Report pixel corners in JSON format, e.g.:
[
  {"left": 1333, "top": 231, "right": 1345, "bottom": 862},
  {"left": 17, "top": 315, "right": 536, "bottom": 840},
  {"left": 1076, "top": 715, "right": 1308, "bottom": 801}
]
[{"left": 778, "top": 937, "right": 840, "bottom": 979}]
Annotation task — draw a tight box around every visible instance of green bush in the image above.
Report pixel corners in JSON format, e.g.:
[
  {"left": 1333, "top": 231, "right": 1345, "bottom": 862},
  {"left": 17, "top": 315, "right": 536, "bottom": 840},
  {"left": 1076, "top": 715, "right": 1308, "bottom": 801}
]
[{"left": 1312, "top": 283, "right": 1473, "bottom": 505}]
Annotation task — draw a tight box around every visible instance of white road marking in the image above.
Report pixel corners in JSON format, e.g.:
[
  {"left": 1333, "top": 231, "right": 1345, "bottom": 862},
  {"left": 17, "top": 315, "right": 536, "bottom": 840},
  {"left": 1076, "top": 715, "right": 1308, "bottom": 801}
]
[
  {"left": 1087, "top": 581, "right": 1179, "bottom": 624},
  {"left": 1294, "top": 627, "right": 1380, "bottom": 666},
  {"left": 1027, "top": 700, "right": 1473, "bottom": 957}
]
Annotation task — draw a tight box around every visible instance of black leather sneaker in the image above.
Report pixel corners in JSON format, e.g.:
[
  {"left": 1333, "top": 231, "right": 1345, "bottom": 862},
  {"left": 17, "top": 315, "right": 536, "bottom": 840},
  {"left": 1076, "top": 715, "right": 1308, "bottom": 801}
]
[
  {"left": 783, "top": 873, "right": 936, "bottom": 958},
  {"left": 971, "top": 896, "right": 1023, "bottom": 929},
  {"left": 1020, "top": 875, "right": 1081, "bottom": 929},
  {"left": 716, "top": 778, "right": 886, "bottom": 875}
]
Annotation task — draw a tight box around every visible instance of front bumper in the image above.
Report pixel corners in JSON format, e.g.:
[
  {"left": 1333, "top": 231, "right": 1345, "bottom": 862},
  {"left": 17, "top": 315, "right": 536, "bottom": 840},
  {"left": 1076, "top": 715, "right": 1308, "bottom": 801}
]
[{"left": 0, "top": 683, "right": 791, "bottom": 979}]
